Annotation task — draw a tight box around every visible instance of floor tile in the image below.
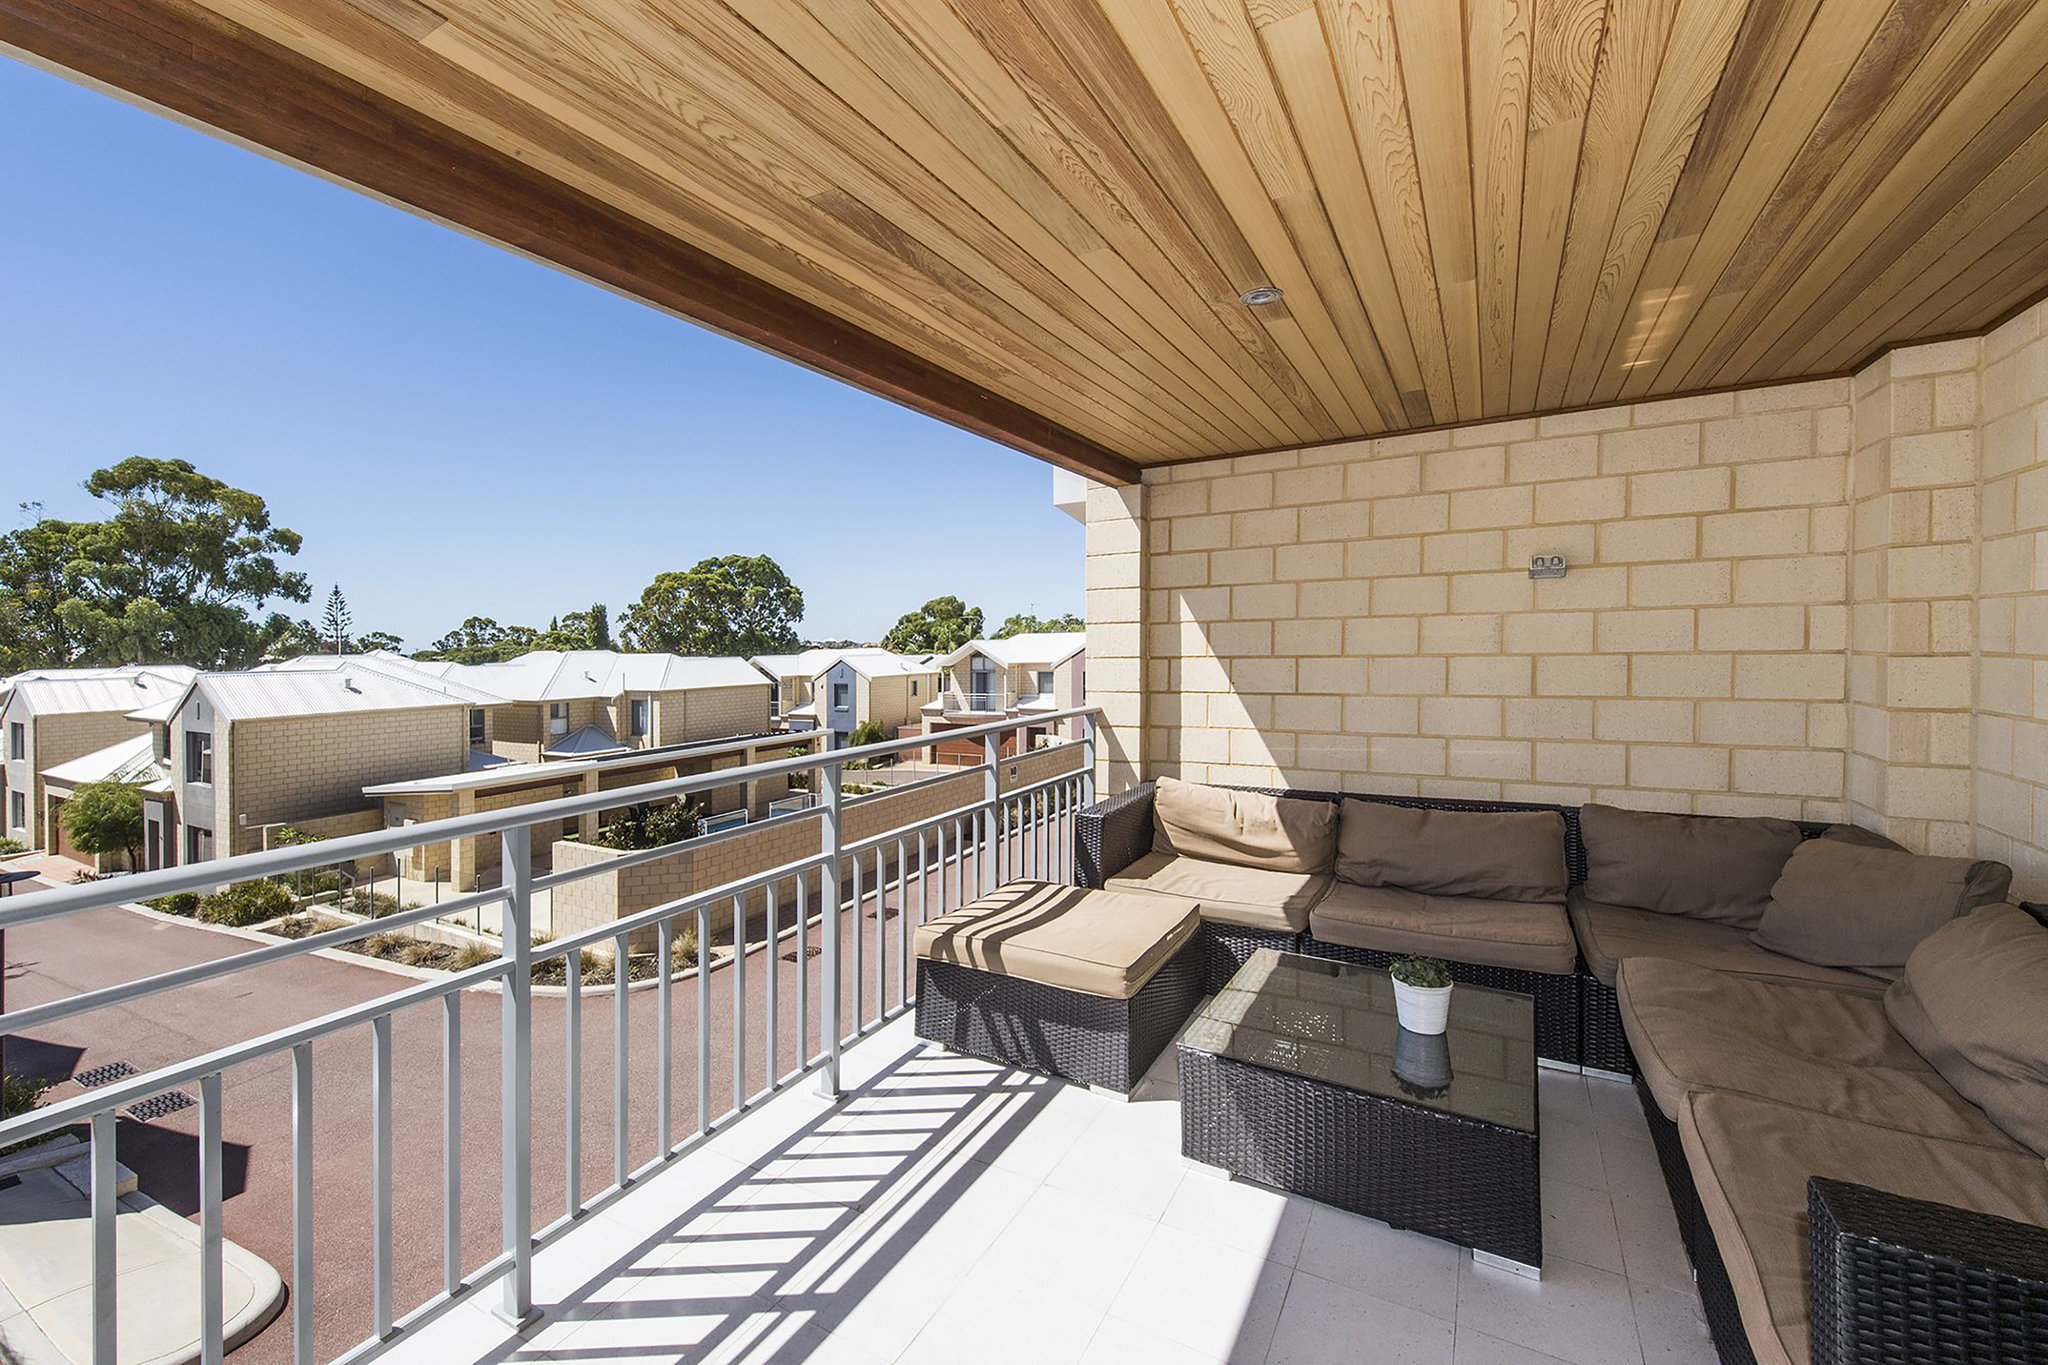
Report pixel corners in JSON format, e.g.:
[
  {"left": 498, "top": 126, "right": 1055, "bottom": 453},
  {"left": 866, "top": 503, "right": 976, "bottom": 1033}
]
[
  {"left": 1108, "top": 1224, "right": 1292, "bottom": 1364},
  {"left": 1631, "top": 1278, "right": 1718, "bottom": 1364},
  {"left": 1542, "top": 1178, "right": 1625, "bottom": 1275},
  {"left": 1452, "top": 1326, "right": 1572, "bottom": 1363},
  {"left": 1266, "top": 1272, "right": 1455, "bottom": 1364},
  {"left": 898, "top": 1261, "right": 1106, "bottom": 1365},
  {"left": 1611, "top": 1186, "right": 1691, "bottom": 1293},
  {"left": 1159, "top": 1171, "right": 1313, "bottom": 1267},
  {"left": 1046, "top": 1111, "right": 1188, "bottom": 1223},
  {"left": 1594, "top": 1126, "right": 1669, "bottom": 1205},
  {"left": 1538, "top": 1117, "right": 1607, "bottom": 1192},
  {"left": 1585, "top": 1076, "right": 1647, "bottom": 1134},
  {"left": 1537, "top": 1069, "right": 1592, "bottom": 1124},
  {"left": 1291, "top": 1205, "right": 1460, "bottom": 1322},
  {"left": 967, "top": 1182, "right": 1156, "bottom": 1310},
  {"left": 1455, "top": 1254, "right": 1644, "bottom": 1365},
  {"left": 1080, "top": 1314, "right": 1227, "bottom": 1364}
]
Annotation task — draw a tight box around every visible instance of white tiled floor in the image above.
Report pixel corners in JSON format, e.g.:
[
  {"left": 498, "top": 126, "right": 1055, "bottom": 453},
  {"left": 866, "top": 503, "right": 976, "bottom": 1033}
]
[{"left": 385, "top": 1017, "right": 1716, "bottom": 1365}]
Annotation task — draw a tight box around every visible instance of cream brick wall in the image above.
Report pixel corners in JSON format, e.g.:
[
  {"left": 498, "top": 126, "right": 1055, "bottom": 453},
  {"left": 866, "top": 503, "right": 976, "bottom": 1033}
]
[
  {"left": 1975, "top": 300, "right": 2048, "bottom": 900},
  {"left": 16, "top": 711, "right": 148, "bottom": 850},
  {"left": 223, "top": 707, "right": 469, "bottom": 857},
  {"left": 1118, "top": 383, "right": 1855, "bottom": 819}
]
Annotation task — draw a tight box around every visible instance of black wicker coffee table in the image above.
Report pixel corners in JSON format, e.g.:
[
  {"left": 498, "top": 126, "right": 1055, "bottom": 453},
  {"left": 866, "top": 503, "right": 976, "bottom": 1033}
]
[{"left": 1178, "top": 949, "right": 1542, "bottom": 1274}]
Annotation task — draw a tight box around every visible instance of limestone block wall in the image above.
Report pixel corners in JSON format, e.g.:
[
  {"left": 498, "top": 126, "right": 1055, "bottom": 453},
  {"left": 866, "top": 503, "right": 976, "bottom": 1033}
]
[
  {"left": 1128, "top": 383, "right": 1855, "bottom": 819},
  {"left": 224, "top": 707, "right": 468, "bottom": 857},
  {"left": 1975, "top": 300, "right": 2048, "bottom": 900},
  {"left": 20, "top": 711, "right": 146, "bottom": 849}
]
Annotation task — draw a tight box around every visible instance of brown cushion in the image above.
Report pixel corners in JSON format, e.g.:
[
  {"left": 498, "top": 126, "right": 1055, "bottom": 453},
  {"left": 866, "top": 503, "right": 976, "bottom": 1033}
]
[
  {"left": 1107, "top": 851, "right": 1332, "bottom": 933},
  {"left": 1751, "top": 838, "right": 2012, "bottom": 971},
  {"left": 1886, "top": 903, "right": 2048, "bottom": 1157},
  {"left": 914, "top": 881, "right": 1199, "bottom": 999},
  {"left": 1617, "top": 957, "right": 2017, "bottom": 1146},
  {"left": 1568, "top": 890, "right": 1888, "bottom": 993},
  {"left": 1682, "top": 1088, "right": 2048, "bottom": 1365},
  {"left": 1333, "top": 800, "right": 1567, "bottom": 902},
  {"left": 1309, "top": 882, "right": 1577, "bottom": 975},
  {"left": 1151, "top": 776, "right": 1336, "bottom": 874},
  {"left": 1818, "top": 822, "right": 1906, "bottom": 851},
  {"left": 1580, "top": 803, "right": 1802, "bottom": 927}
]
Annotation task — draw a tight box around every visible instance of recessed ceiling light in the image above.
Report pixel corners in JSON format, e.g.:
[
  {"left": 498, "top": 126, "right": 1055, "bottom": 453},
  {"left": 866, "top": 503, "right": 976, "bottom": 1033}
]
[{"left": 1238, "top": 285, "right": 1284, "bottom": 307}]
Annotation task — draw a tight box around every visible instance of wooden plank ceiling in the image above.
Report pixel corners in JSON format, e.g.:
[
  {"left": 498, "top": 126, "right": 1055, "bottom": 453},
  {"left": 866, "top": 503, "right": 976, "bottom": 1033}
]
[{"left": 10, "top": 0, "right": 2048, "bottom": 482}]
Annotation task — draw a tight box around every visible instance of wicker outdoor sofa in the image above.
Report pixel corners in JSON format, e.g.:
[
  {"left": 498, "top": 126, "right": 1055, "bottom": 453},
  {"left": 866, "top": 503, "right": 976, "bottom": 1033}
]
[{"left": 1072, "top": 777, "right": 2046, "bottom": 1365}]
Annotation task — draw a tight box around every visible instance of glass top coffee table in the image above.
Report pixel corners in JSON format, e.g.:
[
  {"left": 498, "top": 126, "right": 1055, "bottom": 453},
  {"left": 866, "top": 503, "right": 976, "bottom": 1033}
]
[{"left": 1178, "top": 949, "right": 1542, "bottom": 1274}]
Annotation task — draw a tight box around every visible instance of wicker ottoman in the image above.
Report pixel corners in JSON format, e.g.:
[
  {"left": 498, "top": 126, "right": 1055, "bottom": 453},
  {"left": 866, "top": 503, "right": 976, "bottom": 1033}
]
[{"left": 914, "top": 881, "right": 1206, "bottom": 1094}]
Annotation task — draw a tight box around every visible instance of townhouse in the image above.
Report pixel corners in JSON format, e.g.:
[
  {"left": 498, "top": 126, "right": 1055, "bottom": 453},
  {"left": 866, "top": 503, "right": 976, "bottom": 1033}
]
[
  {"left": 0, "top": 665, "right": 195, "bottom": 853},
  {"left": 749, "top": 647, "right": 940, "bottom": 747},
  {"left": 923, "top": 632, "right": 1087, "bottom": 755}
]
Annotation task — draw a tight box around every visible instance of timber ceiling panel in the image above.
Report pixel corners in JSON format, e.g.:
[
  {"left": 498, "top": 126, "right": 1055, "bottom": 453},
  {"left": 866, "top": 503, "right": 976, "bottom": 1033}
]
[{"left": 11, "top": 0, "right": 2048, "bottom": 479}]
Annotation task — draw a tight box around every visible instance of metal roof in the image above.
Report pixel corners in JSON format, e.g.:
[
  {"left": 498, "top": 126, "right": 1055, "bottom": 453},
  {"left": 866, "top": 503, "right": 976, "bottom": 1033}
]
[
  {"left": 544, "top": 724, "right": 631, "bottom": 759},
  {"left": 430, "top": 650, "right": 769, "bottom": 702},
  {"left": 940, "top": 633, "right": 1087, "bottom": 670},
  {"left": 3, "top": 665, "right": 198, "bottom": 718},
  {"left": 749, "top": 648, "right": 938, "bottom": 681},
  {"left": 40, "top": 733, "right": 171, "bottom": 792},
  {"left": 189, "top": 662, "right": 477, "bottom": 720},
  {"left": 259, "top": 652, "right": 508, "bottom": 705},
  {"left": 364, "top": 727, "right": 821, "bottom": 797}
]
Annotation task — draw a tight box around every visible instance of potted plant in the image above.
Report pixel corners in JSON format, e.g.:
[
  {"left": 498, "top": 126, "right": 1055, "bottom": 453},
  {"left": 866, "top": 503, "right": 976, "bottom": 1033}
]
[{"left": 1389, "top": 955, "right": 1453, "bottom": 1035}]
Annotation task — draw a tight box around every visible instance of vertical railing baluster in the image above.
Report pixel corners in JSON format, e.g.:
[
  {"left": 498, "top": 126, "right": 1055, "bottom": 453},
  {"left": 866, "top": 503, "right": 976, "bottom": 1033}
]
[
  {"left": 697, "top": 903, "right": 712, "bottom": 1133},
  {"left": 895, "top": 836, "right": 909, "bottom": 1008},
  {"left": 199, "top": 1074, "right": 223, "bottom": 1365},
  {"left": 565, "top": 955, "right": 581, "bottom": 1216},
  {"left": 291, "top": 1043, "right": 314, "bottom": 1365},
  {"left": 849, "top": 848, "right": 863, "bottom": 1039},
  {"left": 614, "top": 931, "right": 630, "bottom": 1188},
  {"left": 952, "top": 817, "right": 965, "bottom": 907},
  {"left": 983, "top": 730, "right": 1001, "bottom": 896},
  {"left": 657, "top": 917, "right": 674, "bottom": 1155},
  {"left": 1082, "top": 714, "right": 1098, "bottom": 808},
  {"left": 873, "top": 846, "right": 885, "bottom": 1022},
  {"left": 499, "top": 824, "right": 534, "bottom": 1324},
  {"left": 442, "top": 994, "right": 461, "bottom": 1296},
  {"left": 91, "top": 1109, "right": 116, "bottom": 1365},
  {"left": 372, "top": 1014, "right": 393, "bottom": 1338},
  {"left": 795, "top": 874, "right": 809, "bottom": 1069},
  {"left": 764, "top": 885, "right": 778, "bottom": 1087},
  {"left": 818, "top": 763, "right": 844, "bottom": 1098},
  {"left": 732, "top": 895, "right": 747, "bottom": 1112}
]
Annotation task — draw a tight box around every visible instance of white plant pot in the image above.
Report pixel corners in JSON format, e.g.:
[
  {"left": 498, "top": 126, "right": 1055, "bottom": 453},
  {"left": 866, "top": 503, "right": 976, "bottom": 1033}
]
[{"left": 1392, "top": 979, "right": 1453, "bottom": 1035}]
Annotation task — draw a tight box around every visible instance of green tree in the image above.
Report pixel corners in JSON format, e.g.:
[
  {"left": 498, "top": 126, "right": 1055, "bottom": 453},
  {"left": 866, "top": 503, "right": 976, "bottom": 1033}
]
[
  {"left": 321, "top": 585, "right": 352, "bottom": 654},
  {"left": 882, "top": 596, "right": 983, "bottom": 654},
  {"left": 535, "top": 603, "right": 612, "bottom": 652},
  {"left": 992, "top": 611, "right": 1083, "bottom": 639},
  {"left": 61, "top": 780, "right": 145, "bottom": 868},
  {"left": 52, "top": 458, "right": 310, "bottom": 667},
  {"left": 0, "top": 512, "right": 90, "bottom": 672},
  {"left": 356, "top": 630, "right": 405, "bottom": 654},
  {"left": 622, "top": 555, "right": 803, "bottom": 656},
  {"left": 417, "top": 617, "right": 537, "bottom": 664}
]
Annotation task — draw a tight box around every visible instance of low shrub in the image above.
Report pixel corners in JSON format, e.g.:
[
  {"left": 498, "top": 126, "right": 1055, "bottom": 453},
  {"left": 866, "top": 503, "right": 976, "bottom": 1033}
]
[
  {"left": 144, "top": 892, "right": 201, "bottom": 917},
  {"left": 448, "top": 942, "right": 498, "bottom": 971},
  {"left": 593, "top": 800, "right": 702, "bottom": 851},
  {"left": 198, "top": 880, "right": 295, "bottom": 927},
  {"left": 0, "top": 1073, "right": 52, "bottom": 1157},
  {"left": 0, "top": 837, "right": 25, "bottom": 857},
  {"left": 344, "top": 889, "right": 400, "bottom": 917}
]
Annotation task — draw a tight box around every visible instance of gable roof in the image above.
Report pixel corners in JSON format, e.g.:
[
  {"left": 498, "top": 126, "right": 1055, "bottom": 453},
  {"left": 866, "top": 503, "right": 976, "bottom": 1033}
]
[
  {"left": 41, "top": 732, "right": 167, "bottom": 790},
  {"left": 3, "top": 665, "right": 198, "bottom": 718},
  {"left": 426, "top": 650, "right": 767, "bottom": 702},
  {"left": 940, "top": 633, "right": 1087, "bottom": 670},
  {"left": 187, "top": 661, "right": 479, "bottom": 720},
  {"left": 750, "top": 647, "right": 937, "bottom": 682}
]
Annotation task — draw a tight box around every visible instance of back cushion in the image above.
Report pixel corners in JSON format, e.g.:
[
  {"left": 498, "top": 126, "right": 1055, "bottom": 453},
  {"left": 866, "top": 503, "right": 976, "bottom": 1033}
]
[
  {"left": 1580, "top": 803, "right": 1802, "bottom": 927},
  {"left": 1151, "top": 776, "right": 1336, "bottom": 874},
  {"left": 1886, "top": 904, "right": 2048, "bottom": 1158},
  {"left": 1335, "top": 800, "right": 1567, "bottom": 902},
  {"left": 1753, "top": 839, "right": 2012, "bottom": 970}
]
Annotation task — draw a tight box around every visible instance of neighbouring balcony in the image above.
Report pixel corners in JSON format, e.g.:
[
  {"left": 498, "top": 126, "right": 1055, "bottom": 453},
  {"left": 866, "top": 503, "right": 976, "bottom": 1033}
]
[{"left": 931, "top": 688, "right": 1015, "bottom": 716}]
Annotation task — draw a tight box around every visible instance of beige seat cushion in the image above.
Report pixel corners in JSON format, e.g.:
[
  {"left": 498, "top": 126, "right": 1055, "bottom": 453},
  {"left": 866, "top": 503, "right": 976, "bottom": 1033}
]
[
  {"left": 1580, "top": 804, "right": 1802, "bottom": 927},
  {"left": 914, "top": 881, "right": 1200, "bottom": 1000},
  {"left": 1753, "top": 837, "right": 2012, "bottom": 971},
  {"left": 1107, "top": 851, "right": 1332, "bottom": 933},
  {"left": 1681, "top": 1088, "right": 2048, "bottom": 1365},
  {"left": 1151, "top": 776, "right": 1337, "bottom": 874},
  {"left": 1570, "top": 890, "right": 1887, "bottom": 992},
  {"left": 1887, "top": 903, "right": 2048, "bottom": 1157},
  {"left": 1334, "top": 800, "right": 1568, "bottom": 902},
  {"left": 1617, "top": 957, "right": 2016, "bottom": 1145},
  {"left": 1309, "top": 882, "right": 1577, "bottom": 975}
]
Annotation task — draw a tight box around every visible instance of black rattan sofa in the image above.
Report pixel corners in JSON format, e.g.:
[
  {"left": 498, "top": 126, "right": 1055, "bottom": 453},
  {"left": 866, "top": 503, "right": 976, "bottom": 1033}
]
[{"left": 1078, "top": 782, "right": 1594, "bottom": 1066}]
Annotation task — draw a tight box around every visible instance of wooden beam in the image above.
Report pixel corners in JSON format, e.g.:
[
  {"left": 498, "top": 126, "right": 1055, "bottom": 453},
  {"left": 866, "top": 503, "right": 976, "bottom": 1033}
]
[{"left": 0, "top": 0, "right": 1142, "bottom": 485}]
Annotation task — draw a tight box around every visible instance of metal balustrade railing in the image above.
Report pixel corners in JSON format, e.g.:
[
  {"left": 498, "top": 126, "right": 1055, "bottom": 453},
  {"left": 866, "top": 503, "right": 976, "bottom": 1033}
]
[
  {"left": 936, "top": 687, "right": 1015, "bottom": 713},
  {"left": 0, "top": 706, "right": 1099, "bottom": 1365}
]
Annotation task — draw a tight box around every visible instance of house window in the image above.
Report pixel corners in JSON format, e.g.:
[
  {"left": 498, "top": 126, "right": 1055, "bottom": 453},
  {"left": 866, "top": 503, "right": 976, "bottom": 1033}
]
[
  {"left": 186, "top": 733, "right": 213, "bottom": 784},
  {"left": 7, "top": 791, "right": 22, "bottom": 830},
  {"left": 469, "top": 709, "right": 486, "bottom": 746},
  {"left": 7, "top": 722, "right": 21, "bottom": 760},
  {"left": 185, "top": 825, "right": 213, "bottom": 864},
  {"left": 832, "top": 681, "right": 850, "bottom": 711},
  {"left": 910, "top": 679, "right": 918, "bottom": 698},
  {"left": 630, "top": 697, "right": 649, "bottom": 737},
  {"left": 1036, "top": 670, "right": 1055, "bottom": 697},
  {"left": 548, "top": 702, "right": 570, "bottom": 736}
]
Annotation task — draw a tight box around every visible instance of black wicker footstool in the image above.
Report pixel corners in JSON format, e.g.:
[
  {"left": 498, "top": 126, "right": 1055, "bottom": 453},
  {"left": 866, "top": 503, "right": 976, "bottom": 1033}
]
[
  {"left": 1180, "top": 950, "right": 1542, "bottom": 1274},
  {"left": 914, "top": 881, "right": 1206, "bottom": 1094}
]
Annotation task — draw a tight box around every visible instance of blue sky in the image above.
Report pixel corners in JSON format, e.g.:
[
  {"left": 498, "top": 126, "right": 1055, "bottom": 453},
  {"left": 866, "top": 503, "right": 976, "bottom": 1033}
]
[{"left": 0, "top": 55, "right": 1085, "bottom": 651}]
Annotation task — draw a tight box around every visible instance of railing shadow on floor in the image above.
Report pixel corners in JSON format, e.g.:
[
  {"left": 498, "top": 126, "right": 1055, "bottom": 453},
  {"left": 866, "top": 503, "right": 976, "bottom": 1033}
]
[{"left": 469, "top": 1040, "right": 1064, "bottom": 1364}]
